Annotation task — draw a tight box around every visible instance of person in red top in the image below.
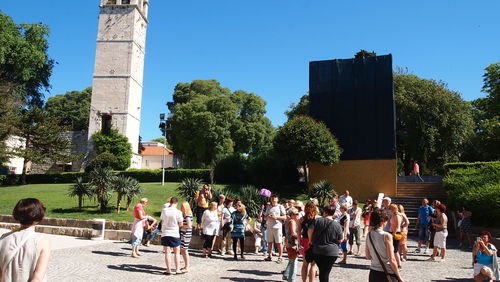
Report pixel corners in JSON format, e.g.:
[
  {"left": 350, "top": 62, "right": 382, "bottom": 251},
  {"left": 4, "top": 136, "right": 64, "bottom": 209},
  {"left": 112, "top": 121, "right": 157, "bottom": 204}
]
[
  {"left": 134, "top": 198, "right": 149, "bottom": 220},
  {"left": 413, "top": 161, "right": 424, "bottom": 182}
]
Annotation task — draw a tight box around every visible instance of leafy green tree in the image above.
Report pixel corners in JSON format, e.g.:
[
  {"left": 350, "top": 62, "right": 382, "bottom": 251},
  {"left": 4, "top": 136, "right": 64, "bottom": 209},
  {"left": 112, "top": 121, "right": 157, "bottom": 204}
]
[
  {"left": 166, "top": 80, "right": 274, "bottom": 172},
  {"left": 10, "top": 108, "right": 74, "bottom": 184},
  {"left": 230, "top": 90, "right": 274, "bottom": 154},
  {"left": 0, "top": 12, "right": 54, "bottom": 107},
  {"left": 354, "top": 50, "right": 377, "bottom": 59},
  {"left": 91, "top": 129, "right": 132, "bottom": 170},
  {"left": 88, "top": 167, "right": 116, "bottom": 213},
  {"left": 0, "top": 12, "right": 54, "bottom": 166},
  {"left": 150, "top": 137, "right": 170, "bottom": 148},
  {"left": 85, "top": 152, "right": 119, "bottom": 173},
  {"left": 274, "top": 116, "right": 342, "bottom": 182},
  {"left": 68, "top": 177, "right": 93, "bottom": 209},
  {"left": 482, "top": 62, "right": 500, "bottom": 116},
  {"left": 285, "top": 94, "right": 309, "bottom": 120},
  {"left": 45, "top": 87, "right": 91, "bottom": 131},
  {"left": 463, "top": 63, "right": 500, "bottom": 161},
  {"left": 395, "top": 73, "right": 475, "bottom": 174}
]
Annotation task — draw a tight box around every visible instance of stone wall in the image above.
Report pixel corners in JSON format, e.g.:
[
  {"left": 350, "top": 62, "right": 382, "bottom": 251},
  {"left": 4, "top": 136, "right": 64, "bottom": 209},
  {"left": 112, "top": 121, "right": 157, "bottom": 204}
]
[{"left": 29, "top": 130, "right": 88, "bottom": 174}]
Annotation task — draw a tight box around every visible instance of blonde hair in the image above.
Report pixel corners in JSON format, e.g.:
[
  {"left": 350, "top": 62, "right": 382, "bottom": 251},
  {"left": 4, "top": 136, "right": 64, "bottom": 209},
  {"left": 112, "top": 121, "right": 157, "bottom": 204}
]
[
  {"left": 209, "top": 201, "right": 217, "bottom": 211},
  {"left": 181, "top": 201, "right": 192, "bottom": 216},
  {"left": 398, "top": 204, "right": 405, "bottom": 213},
  {"left": 140, "top": 198, "right": 148, "bottom": 204},
  {"left": 389, "top": 203, "right": 399, "bottom": 213},
  {"left": 238, "top": 204, "right": 247, "bottom": 215},
  {"left": 340, "top": 204, "right": 348, "bottom": 211}
]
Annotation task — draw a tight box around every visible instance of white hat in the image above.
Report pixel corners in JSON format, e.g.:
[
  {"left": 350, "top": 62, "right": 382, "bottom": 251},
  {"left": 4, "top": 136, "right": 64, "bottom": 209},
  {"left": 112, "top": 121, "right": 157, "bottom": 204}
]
[{"left": 383, "top": 197, "right": 392, "bottom": 203}]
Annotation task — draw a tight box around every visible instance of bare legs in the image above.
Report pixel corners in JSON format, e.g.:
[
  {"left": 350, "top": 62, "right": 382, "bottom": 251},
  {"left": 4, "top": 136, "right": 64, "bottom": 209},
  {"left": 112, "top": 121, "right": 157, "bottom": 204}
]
[
  {"left": 180, "top": 248, "right": 190, "bottom": 271},
  {"left": 301, "top": 262, "right": 317, "bottom": 282}
]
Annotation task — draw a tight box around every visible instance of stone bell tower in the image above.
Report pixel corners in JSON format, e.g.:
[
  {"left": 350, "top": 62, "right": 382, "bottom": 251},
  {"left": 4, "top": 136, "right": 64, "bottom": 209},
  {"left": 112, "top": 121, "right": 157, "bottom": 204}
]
[{"left": 88, "top": 0, "right": 149, "bottom": 168}]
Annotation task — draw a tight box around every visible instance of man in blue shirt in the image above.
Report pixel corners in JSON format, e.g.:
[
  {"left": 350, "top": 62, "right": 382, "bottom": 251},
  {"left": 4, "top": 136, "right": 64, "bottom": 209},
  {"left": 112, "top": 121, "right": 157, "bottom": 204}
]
[{"left": 416, "top": 198, "right": 434, "bottom": 254}]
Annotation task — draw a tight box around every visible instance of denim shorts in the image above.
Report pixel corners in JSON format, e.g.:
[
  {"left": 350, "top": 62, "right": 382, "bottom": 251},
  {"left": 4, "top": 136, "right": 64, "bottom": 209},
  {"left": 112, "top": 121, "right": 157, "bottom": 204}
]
[
  {"left": 418, "top": 224, "right": 430, "bottom": 242},
  {"left": 131, "top": 235, "right": 142, "bottom": 247},
  {"left": 161, "top": 236, "right": 181, "bottom": 247}
]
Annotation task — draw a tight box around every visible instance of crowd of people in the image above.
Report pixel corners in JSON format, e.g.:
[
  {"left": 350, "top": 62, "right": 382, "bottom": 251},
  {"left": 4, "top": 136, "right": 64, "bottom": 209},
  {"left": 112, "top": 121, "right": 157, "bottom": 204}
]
[{"left": 0, "top": 191, "right": 498, "bottom": 281}]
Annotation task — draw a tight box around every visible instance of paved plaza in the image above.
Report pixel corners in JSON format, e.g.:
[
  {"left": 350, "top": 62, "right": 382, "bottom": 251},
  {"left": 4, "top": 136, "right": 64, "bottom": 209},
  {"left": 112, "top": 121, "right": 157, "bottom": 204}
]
[{"left": 0, "top": 228, "right": 475, "bottom": 282}]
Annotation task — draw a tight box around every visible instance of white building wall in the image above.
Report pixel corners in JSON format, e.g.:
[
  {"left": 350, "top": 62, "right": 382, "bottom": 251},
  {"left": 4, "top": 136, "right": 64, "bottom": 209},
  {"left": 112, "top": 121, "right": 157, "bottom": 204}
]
[
  {"left": 5, "top": 136, "right": 25, "bottom": 174},
  {"left": 141, "top": 155, "right": 174, "bottom": 169}
]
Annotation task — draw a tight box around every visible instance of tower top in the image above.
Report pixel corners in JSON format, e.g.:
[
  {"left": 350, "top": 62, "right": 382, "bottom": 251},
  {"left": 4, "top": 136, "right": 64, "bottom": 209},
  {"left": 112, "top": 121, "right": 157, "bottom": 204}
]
[{"left": 100, "top": 0, "right": 149, "bottom": 20}]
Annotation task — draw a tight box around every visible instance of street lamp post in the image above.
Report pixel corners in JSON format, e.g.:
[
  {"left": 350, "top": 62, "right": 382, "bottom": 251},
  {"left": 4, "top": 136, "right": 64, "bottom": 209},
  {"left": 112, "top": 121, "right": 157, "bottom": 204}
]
[{"left": 159, "top": 113, "right": 166, "bottom": 186}]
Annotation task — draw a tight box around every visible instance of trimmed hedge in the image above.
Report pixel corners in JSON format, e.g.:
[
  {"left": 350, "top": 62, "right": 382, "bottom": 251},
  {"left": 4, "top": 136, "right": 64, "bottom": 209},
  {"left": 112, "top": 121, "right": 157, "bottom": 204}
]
[
  {"left": 443, "top": 162, "right": 500, "bottom": 227},
  {"left": 0, "top": 169, "right": 210, "bottom": 185},
  {"left": 444, "top": 161, "right": 500, "bottom": 174},
  {"left": 121, "top": 169, "right": 210, "bottom": 183}
]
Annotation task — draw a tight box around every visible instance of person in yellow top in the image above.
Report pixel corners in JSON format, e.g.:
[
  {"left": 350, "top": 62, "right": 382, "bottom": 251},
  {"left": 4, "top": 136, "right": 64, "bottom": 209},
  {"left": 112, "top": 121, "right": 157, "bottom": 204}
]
[{"left": 194, "top": 184, "right": 212, "bottom": 231}]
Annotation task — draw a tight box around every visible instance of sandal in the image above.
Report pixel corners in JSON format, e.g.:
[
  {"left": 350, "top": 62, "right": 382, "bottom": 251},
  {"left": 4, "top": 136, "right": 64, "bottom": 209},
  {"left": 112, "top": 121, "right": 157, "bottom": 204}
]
[{"left": 163, "top": 271, "right": 171, "bottom": 275}]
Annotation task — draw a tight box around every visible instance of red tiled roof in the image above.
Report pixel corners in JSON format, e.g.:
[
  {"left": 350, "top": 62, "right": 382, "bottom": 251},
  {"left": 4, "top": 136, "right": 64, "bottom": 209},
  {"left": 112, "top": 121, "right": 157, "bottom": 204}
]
[{"left": 140, "top": 146, "right": 173, "bottom": 156}]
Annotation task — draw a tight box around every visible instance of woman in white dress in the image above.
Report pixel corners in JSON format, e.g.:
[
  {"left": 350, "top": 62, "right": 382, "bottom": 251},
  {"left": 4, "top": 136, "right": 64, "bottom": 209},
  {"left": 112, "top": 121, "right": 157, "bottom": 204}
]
[
  {"left": 0, "top": 198, "right": 51, "bottom": 282},
  {"left": 201, "top": 202, "right": 219, "bottom": 257}
]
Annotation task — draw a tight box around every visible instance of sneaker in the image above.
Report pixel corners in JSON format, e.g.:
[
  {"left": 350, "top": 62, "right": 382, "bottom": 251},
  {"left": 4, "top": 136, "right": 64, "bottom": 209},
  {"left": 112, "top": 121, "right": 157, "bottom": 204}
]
[
  {"left": 426, "top": 257, "right": 435, "bottom": 261},
  {"left": 145, "top": 241, "right": 150, "bottom": 247},
  {"left": 401, "top": 258, "right": 406, "bottom": 262},
  {"left": 227, "top": 251, "right": 234, "bottom": 255},
  {"left": 423, "top": 248, "right": 428, "bottom": 255},
  {"left": 277, "top": 257, "right": 283, "bottom": 264},
  {"left": 264, "top": 256, "right": 272, "bottom": 261},
  {"left": 414, "top": 248, "right": 421, "bottom": 253}
]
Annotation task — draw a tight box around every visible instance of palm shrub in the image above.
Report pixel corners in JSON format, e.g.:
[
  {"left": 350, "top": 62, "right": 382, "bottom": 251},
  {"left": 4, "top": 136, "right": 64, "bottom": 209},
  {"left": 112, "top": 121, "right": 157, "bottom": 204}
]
[
  {"left": 176, "top": 178, "right": 203, "bottom": 208},
  {"left": 113, "top": 175, "right": 134, "bottom": 213},
  {"left": 88, "top": 167, "right": 116, "bottom": 213},
  {"left": 211, "top": 186, "right": 235, "bottom": 204},
  {"left": 239, "top": 185, "right": 262, "bottom": 218},
  {"left": 68, "top": 177, "right": 93, "bottom": 209},
  {"left": 309, "top": 180, "right": 336, "bottom": 207},
  {"left": 125, "top": 177, "right": 142, "bottom": 211}
]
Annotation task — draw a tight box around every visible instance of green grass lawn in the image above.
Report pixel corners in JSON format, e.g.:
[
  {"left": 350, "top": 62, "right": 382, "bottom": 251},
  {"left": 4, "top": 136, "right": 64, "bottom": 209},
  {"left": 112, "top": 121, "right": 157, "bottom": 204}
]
[
  {"left": 0, "top": 182, "right": 308, "bottom": 223},
  {"left": 0, "top": 182, "right": 193, "bottom": 222}
]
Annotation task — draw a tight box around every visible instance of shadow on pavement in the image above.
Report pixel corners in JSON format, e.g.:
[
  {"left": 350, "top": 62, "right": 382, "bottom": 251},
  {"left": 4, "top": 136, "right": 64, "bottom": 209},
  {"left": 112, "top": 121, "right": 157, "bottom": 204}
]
[
  {"left": 108, "top": 264, "right": 165, "bottom": 275},
  {"left": 228, "top": 269, "right": 277, "bottom": 276},
  {"left": 121, "top": 247, "right": 158, "bottom": 253},
  {"left": 334, "top": 263, "right": 369, "bottom": 270},
  {"left": 220, "top": 277, "right": 281, "bottom": 282},
  {"left": 431, "top": 279, "right": 469, "bottom": 282},
  {"left": 92, "top": 250, "right": 128, "bottom": 256}
]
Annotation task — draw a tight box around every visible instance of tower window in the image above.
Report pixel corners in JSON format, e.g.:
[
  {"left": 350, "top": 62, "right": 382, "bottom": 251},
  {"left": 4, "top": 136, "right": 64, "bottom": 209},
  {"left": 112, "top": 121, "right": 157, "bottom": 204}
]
[
  {"left": 122, "top": 0, "right": 131, "bottom": 4},
  {"left": 101, "top": 114, "right": 112, "bottom": 134}
]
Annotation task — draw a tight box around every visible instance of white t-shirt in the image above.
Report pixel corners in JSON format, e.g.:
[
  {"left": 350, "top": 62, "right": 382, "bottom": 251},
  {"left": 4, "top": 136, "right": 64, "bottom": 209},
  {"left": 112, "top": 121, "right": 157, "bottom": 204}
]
[
  {"left": 339, "top": 195, "right": 353, "bottom": 207},
  {"left": 202, "top": 209, "right": 219, "bottom": 236},
  {"left": 265, "top": 204, "right": 286, "bottom": 229},
  {"left": 160, "top": 207, "right": 183, "bottom": 237},
  {"left": 348, "top": 207, "right": 362, "bottom": 228}
]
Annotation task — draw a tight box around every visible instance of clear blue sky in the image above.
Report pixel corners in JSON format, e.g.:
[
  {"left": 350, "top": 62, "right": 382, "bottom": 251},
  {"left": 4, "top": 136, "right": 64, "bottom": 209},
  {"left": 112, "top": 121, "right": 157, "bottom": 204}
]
[{"left": 2, "top": 1, "right": 499, "bottom": 141}]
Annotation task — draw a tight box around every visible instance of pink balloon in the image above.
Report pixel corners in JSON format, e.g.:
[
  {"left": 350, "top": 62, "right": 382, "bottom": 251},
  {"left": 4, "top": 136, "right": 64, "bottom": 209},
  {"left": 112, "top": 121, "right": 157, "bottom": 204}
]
[{"left": 259, "top": 188, "right": 272, "bottom": 197}]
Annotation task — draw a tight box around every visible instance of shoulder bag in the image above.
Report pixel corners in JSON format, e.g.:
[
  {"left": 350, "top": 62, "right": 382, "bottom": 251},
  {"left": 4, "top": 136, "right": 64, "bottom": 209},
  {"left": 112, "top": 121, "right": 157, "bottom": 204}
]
[{"left": 368, "top": 231, "right": 395, "bottom": 282}]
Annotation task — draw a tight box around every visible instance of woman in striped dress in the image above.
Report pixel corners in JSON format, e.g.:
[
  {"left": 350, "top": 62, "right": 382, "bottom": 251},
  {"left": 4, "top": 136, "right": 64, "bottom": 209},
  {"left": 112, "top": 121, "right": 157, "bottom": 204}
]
[{"left": 180, "top": 201, "right": 193, "bottom": 273}]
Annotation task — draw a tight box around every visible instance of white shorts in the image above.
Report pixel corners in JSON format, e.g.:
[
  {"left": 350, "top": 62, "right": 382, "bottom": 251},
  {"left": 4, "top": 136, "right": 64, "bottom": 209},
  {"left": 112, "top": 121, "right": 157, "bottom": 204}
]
[
  {"left": 266, "top": 228, "right": 283, "bottom": 244},
  {"left": 433, "top": 230, "right": 448, "bottom": 248},
  {"left": 254, "top": 235, "right": 262, "bottom": 247},
  {"left": 473, "top": 263, "right": 494, "bottom": 278}
]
